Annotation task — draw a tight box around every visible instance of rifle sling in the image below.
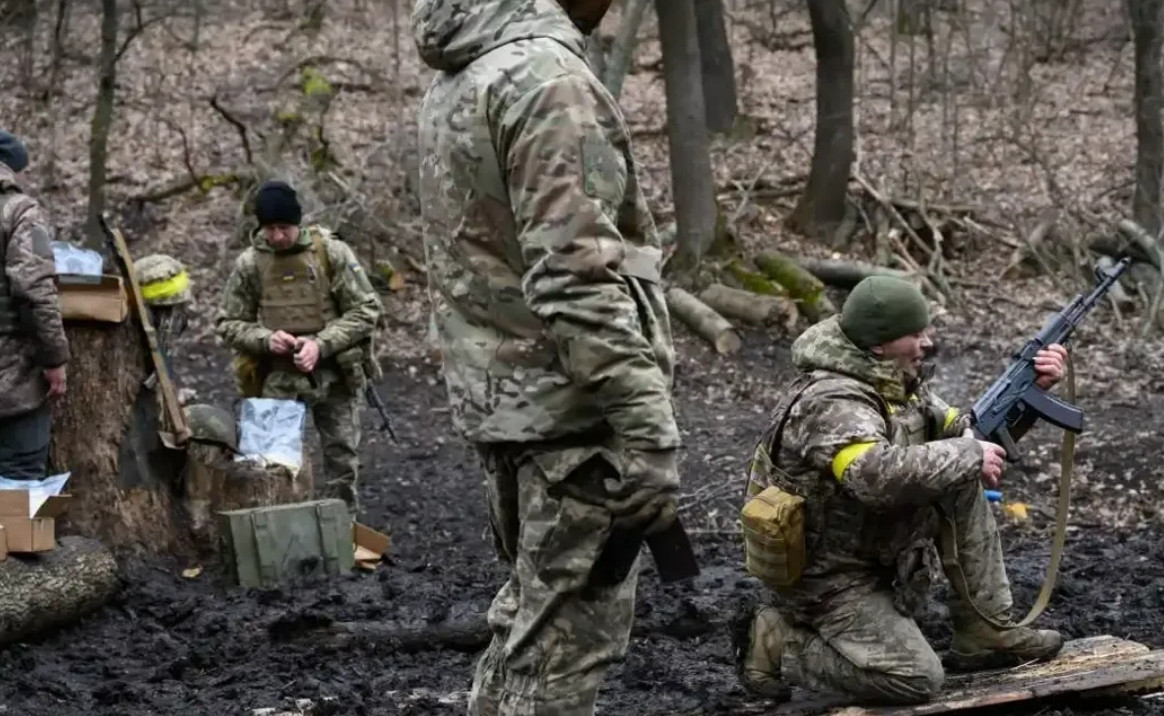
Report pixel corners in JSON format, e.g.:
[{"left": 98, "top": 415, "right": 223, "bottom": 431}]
[{"left": 938, "top": 352, "right": 1075, "bottom": 631}]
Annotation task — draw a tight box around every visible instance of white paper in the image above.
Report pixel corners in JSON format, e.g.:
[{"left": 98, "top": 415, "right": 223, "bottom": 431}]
[{"left": 0, "top": 472, "right": 71, "bottom": 516}]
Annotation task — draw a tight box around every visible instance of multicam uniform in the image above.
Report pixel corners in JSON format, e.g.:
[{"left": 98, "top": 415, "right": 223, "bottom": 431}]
[
  {"left": 413, "top": 0, "right": 681, "bottom": 713},
  {"left": 216, "top": 225, "right": 383, "bottom": 509},
  {"left": 0, "top": 163, "right": 69, "bottom": 479},
  {"left": 741, "top": 316, "right": 1059, "bottom": 704}
]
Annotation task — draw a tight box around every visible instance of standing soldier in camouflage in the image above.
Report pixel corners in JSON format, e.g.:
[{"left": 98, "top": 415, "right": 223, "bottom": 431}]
[
  {"left": 0, "top": 131, "right": 69, "bottom": 480},
  {"left": 413, "top": 0, "right": 683, "bottom": 713},
  {"left": 735, "top": 276, "right": 1068, "bottom": 705},
  {"left": 216, "top": 180, "right": 383, "bottom": 514}
]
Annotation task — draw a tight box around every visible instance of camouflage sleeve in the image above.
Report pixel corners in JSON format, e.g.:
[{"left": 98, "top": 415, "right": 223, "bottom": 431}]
[
  {"left": 785, "top": 379, "right": 984, "bottom": 510},
  {"left": 314, "top": 240, "right": 383, "bottom": 358},
  {"left": 214, "top": 251, "right": 272, "bottom": 355},
  {"left": 498, "top": 74, "right": 679, "bottom": 450},
  {"left": 923, "top": 390, "right": 972, "bottom": 439},
  {"left": 4, "top": 195, "right": 68, "bottom": 367}
]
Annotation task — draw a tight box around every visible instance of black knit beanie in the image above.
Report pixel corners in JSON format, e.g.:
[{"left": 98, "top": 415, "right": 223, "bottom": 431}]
[
  {"left": 0, "top": 131, "right": 29, "bottom": 173},
  {"left": 839, "top": 276, "right": 930, "bottom": 349},
  {"left": 253, "top": 180, "right": 302, "bottom": 226}
]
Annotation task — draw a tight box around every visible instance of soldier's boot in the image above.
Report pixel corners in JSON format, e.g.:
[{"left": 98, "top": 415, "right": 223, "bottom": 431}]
[
  {"left": 731, "top": 604, "right": 793, "bottom": 701},
  {"left": 946, "top": 615, "right": 1063, "bottom": 672}
]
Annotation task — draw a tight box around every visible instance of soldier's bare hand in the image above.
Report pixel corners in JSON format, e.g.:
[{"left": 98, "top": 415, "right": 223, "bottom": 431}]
[
  {"left": 1033, "top": 343, "right": 1068, "bottom": 390},
  {"left": 294, "top": 338, "right": 320, "bottom": 373},
  {"left": 44, "top": 365, "right": 66, "bottom": 398},
  {"left": 268, "top": 330, "right": 297, "bottom": 355},
  {"left": 978, "top": 440, "right": 1006, "bottom": 488}
]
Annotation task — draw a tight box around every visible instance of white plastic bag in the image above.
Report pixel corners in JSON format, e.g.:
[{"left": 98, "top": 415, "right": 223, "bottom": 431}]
[
  {"left": 52, "top": 241, "right": 104, "bottom": 276},
  {"left": 235, "top": 398, "right": 306, "bottom": 475}
]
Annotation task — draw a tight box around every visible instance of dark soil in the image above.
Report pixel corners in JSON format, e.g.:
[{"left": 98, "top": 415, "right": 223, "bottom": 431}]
[{"left": 2, "top": 325, "right": 1164, "bottom": 716}]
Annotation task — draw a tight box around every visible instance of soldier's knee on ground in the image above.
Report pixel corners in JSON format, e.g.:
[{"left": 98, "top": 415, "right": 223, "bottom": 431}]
[{"left": 874, "top": 650, "right": 944, "bottom": 704}]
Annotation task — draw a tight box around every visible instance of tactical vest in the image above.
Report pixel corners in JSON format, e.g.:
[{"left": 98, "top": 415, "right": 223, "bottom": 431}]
[
  {"left": 0, "top": 189, "right": 26, "bottom": 335},
  {"left": 254, "top": 232, "right": 337, "bottom": 335}
]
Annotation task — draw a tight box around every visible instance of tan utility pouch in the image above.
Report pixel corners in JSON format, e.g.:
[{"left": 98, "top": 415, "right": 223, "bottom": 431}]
[{"left": 741, "top": 485, "right": 806, "bottom": 589}]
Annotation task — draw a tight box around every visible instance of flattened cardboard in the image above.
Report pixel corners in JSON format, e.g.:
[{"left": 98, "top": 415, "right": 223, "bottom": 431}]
[
  {"left": 0, "top": 491, "right": 72, "bottom": 518},
  {"left": 353, "top": 522, "right": 391, "bottom": 556},
  {"left": 0, "top": 517, "right": 55, "bottom": 552},
  {"left": 57, "top": 273, "right": 128, "bottom": 323}
]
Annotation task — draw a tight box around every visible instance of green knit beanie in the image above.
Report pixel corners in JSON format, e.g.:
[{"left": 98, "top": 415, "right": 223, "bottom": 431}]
[{"left": 839, "top": 276, "right": 930, "bottom": 349}]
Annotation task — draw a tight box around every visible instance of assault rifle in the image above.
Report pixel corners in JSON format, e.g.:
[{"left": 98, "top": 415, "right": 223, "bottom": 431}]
[{"left": 969, "top": 256, "right": 1131, "bottom": 461}]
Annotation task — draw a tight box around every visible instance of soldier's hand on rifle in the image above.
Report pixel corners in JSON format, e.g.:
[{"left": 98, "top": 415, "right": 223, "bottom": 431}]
[
  {"left": 269, "top": 330, "right": 297, "bottom": 356},
  {"left": 293, "top": 338, "right": 321, "bottom": 373},
  {"left": 43, "top": 365, "right": 66, "bottom": 398},
  {"left": 978, "top": 441, "right": 1006, "bottom": 488},
  {"left": 1033, "top": 344, "right": 1068, "bottom": 390}
]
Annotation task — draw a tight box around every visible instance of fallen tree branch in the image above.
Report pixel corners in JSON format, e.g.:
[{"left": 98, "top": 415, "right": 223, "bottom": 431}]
[
  {"left": 666, "top": 286, "right": 742, "bottom": 354},
  {"left": 209, "top": 93, "right": 254, "bottom": 164},
  {"left": 269, "top": 611, "right": 720, "bottom": 654},
  {"left": 795, "top": 257, "right": 913, "bottom": 287}
]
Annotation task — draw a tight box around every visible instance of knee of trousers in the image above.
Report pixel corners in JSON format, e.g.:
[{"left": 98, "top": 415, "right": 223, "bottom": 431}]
[{"left": 878, "top": 651, "right": 945, "bottom": 704}]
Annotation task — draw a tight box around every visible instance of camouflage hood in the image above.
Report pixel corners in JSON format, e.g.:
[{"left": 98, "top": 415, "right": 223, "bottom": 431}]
[
  {"left": 791, "top": 316, "right": 911, "bottom": 403},
  {"left": 411, "top": 0, "right": 585, "bottom": 72}
]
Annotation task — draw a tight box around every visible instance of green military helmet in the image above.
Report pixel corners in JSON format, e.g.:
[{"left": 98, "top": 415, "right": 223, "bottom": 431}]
[
  {"left": 183, "top": 403, "right": 238, "bottom": 452},
  {"left": 136, "top": 253, "right": 191, "bottom": 307}
]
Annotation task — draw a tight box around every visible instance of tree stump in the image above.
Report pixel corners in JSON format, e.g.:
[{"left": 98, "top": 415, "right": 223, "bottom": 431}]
[
  {"left": 0, "top": 535, "right": 121, "bottom": 647},
  {"left": 46, "top": 318, "right": 314, "bottom": 560},
  {"left": 183, "top": 441, "right": 314, "bottom": 556},
  {"left": 46, "top": 319, "right": 194, "bottom": 556}
]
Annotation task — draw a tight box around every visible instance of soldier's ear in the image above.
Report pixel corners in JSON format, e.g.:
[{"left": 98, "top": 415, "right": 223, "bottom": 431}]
[{"left": 869, "top": 345, "right": 885, "bottom": 357}]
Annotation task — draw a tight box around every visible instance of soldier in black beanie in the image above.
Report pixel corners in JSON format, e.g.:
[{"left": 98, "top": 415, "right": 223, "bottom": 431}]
[{"left": 217, "top": 178, "right": 384, "bottom": 515}]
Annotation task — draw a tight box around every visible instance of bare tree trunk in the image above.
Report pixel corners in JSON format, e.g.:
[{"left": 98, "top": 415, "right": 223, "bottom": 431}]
[
  {"left": 694, "top": 0, "right": 738, "bottom": 133},
  {"left": 786, "top": 0, "right": 855, "bottom": 242},
  {"left": 654, "top": 0, "right": 718, "bottom": 269},
  {"left": 604, "top": 0, "right": 651, "bottom": 100},
  {"left": 3, "top": 0, "right": 37, "bottom": 87},
  {"left": 85, "top": 0, "right": 118, "bottom": 248},
  {"left": 1131, "top": 0, "right": 1164, "bottom": 238}
]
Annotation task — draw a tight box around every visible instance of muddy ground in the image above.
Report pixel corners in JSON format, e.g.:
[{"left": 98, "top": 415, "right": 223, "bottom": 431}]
[{"left": 2, "top": 312, "right": 1164, "bottom": 716}]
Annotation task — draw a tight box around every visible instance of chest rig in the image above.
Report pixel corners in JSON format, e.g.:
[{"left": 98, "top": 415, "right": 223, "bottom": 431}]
[{"left": 254, "top": 232, "right": 337, "bottom": 335}]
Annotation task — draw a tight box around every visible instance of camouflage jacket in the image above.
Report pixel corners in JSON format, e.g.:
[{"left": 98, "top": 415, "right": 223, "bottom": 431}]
[
  {"left": 412, "top": 0, "right": 680, "bottom": 452},
  {"left": 215, "top": 225, "right": 383, "bottom": 399},
  {"left": 748, "top": 316, "right": 983, "bottom": 605},
  {"left": 0, "top": 164, "right": 69, "bottom": 420}
]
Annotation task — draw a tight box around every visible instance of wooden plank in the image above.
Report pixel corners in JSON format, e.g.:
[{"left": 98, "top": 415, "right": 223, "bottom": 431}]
[{"left": 740, "top": 637, "right": 1164, "bottom": 716}]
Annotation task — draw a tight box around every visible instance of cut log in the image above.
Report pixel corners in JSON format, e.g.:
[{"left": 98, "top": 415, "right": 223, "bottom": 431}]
[
  {"left": 0, "top": 535, "right": 121, "bottom": 647},
  {"left": 796, "top": 257, "right": 913, "bottom": 288},
  {"left": 183, "top": 442, "right": 314, "bottom": 555},
  {"left": 698, "top": 283, "right": 798, "bottom": 330},
  {"left": 754, "top": 252, "right": 838, "bottom": 322},
  {"left": 665, "top": 286, "right": 742, "bottom": 354},
  {"left": 725, "top": 260, "right": 786, "bottom": 296}
]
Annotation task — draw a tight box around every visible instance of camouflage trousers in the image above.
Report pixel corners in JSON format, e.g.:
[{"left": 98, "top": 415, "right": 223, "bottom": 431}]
[
  {"left": 469, "top": 435, "right": 639, "bottom": 716},
  {"left": 772, "top": 479, "right": 1011, "bottom": 704},
  {"left": 263, "top": 372, "right": 362, "bottom": 512}
]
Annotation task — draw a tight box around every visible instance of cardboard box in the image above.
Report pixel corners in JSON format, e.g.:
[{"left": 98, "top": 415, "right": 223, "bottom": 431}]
[
  {"left": 0, "top": 491, "right": 71, "bottom": 553},
  {"left": 56, "top": 274, "right": 128, "bottom": 323}
]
